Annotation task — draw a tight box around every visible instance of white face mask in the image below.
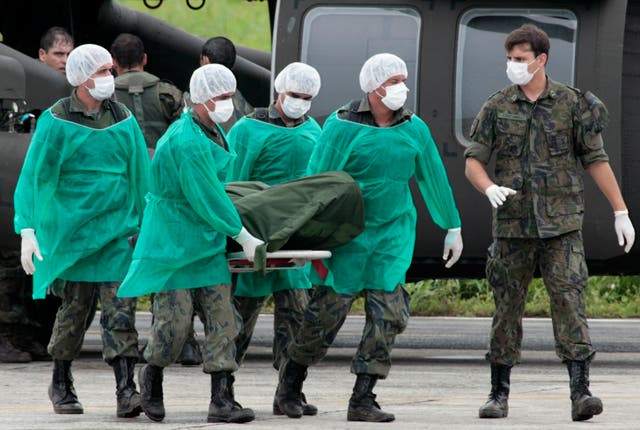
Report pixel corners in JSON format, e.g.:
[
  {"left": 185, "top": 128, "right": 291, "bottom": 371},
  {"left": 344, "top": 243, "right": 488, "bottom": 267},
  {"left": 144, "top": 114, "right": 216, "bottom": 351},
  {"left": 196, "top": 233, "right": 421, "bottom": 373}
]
[
  {"left": 377, "top": 82, "right": 408, "bottom": 111},
  {"left": 205, "top": 98, "right": 234, "bottom": 123},
  {"left": 86, "top": 75, "right": 115, "bottom": 100},
  {"left": 506, "top": 58, "right": 539, "bottom": 85},
  {"left": 281, "top": 95, "right": 311, "bottom": 119}
]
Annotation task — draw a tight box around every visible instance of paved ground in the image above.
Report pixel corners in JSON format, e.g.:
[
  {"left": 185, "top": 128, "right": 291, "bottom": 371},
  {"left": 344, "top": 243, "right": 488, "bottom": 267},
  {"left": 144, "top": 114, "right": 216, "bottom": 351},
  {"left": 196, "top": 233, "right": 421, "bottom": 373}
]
[
  {"left": 2, "top": 315, "right": 640, "bottom": 429},
  {"left": 1, "top": 348, "right": 639, "bottom": 429}
]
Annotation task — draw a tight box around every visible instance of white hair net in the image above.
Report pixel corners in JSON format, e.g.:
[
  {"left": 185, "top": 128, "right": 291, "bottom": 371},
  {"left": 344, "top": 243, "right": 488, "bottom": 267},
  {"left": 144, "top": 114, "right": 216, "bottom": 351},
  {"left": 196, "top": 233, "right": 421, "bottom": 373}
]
[
  {"left": 189, "top": 64, "right": 236, "bottom": 104},
  {"left": 274, "top": 62, "right": 321, "bottom": 97},
  {"left": 359, "top": 53, "right": 408, "bottom": 93},
  {"left": 65, "top": 44, "right": 112, "bottom": 87}
]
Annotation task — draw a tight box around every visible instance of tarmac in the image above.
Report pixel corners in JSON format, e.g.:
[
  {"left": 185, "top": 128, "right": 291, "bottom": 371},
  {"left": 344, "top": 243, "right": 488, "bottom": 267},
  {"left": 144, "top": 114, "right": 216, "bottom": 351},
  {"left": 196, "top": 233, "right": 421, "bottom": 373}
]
[{"left": 1, "top": 314, "right": 640, "bottom": 429}]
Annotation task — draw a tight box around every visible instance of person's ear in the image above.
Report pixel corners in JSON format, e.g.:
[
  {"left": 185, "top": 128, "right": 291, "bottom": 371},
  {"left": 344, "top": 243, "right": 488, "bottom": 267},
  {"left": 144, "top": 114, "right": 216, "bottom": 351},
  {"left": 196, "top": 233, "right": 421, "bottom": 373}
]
[
  {"left": 142, "top": 53, "right": 148, "bottom": 67},
  {"left": 539, "top": 53, "right": 548, "bottom": 67},
  {"left": 38, "top": 48, "right": 46, "bottom": 62}
]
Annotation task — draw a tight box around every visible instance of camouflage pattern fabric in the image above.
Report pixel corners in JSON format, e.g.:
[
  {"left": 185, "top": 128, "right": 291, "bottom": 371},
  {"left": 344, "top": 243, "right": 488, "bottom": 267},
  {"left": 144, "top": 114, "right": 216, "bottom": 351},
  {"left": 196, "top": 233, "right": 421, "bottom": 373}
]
[
  {"left": 144, "top": 284, "right": 241, "bottom": 373},
  {"left": 48, "top": 281, "right": 138, "bottom": 364},
  {"left": 288, "top": 285, "right": 410, "bottom": 378},
  {"left": 234, "top": 288, "right": 310, "bottom": 369},
  {"left": 465, "top": 79, "right": 610, "bottom": 239},
  {"left": 485, "top": 231, "right": 594, "bottom": 366}
]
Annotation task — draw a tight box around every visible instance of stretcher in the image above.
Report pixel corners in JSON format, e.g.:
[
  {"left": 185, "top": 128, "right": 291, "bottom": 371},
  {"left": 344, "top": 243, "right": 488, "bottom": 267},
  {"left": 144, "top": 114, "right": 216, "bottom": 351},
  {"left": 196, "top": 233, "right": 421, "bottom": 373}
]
[{"left": 227, "top": 250, "right": 331, "bottom": 275}]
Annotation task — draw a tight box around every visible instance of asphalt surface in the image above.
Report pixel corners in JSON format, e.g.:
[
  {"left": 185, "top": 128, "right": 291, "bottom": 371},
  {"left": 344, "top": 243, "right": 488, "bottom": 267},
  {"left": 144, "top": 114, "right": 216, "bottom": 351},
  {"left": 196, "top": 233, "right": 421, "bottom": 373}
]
[{"left": 1, "top": 314, "right": 640, "bottom": 429}]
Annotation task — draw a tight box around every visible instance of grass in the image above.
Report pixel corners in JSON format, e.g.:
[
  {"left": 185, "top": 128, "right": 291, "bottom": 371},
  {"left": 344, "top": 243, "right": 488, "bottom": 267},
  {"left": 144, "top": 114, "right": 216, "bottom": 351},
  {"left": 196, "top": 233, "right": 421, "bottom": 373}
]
[
  {"left": 398, "top": 276, "right": 640, "bottom": 318},
  {"left": 133, "top": 275, "right": 637, "bottom": 318},
  {"left": 116, "top": 0, "right": 272, "bottom": 52}
]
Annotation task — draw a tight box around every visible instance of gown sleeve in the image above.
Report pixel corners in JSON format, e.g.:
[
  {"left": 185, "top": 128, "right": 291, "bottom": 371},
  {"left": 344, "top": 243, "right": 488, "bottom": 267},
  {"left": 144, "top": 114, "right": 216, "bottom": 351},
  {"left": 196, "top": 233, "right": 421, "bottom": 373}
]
[
  {"left": 178, "top": 143, "right": 243, "bottom": 237},
  {"left": 127, "top": 120, "right": 151, "bottom": 226},
  {"left": 13, "top": 111, "right": 63, "bottom": 233},
  {"left": 413, "top": 117, "right": 462, "bottom": 230}
]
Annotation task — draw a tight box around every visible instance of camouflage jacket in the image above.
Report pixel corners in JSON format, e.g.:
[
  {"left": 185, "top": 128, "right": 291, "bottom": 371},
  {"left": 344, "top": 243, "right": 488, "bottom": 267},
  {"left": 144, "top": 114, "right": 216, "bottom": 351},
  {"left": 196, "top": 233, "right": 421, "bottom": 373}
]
[{"left": 464, "top": 78, "right": 609, "bottom": 239}]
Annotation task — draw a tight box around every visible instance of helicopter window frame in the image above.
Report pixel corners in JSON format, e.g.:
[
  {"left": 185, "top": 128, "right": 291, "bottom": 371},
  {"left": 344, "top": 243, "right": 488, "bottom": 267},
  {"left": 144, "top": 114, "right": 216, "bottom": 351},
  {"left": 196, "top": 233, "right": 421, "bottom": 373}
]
[
  {"left": 455, "top": 9, "right": 578, "bottom": 147},
  {"left": 299, "top": 6, "right": 421, "bottom": 122}
]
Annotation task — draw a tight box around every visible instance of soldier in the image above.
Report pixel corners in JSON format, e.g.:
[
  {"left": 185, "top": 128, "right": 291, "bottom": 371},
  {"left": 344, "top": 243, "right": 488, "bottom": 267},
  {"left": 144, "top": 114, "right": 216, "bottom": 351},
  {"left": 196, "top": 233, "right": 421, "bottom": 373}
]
[
  {"left": 174, "top": 36, "right": 255, "bottom": 364},
  {"left": 226, "top": 62, "right": 322, "bottom": 416},
  {"left": 14, "top": 44, "right": 150, "bottom": 418},
  {"left": 464, "top": 24, "right": 635, "bottom": 422},
  {"left": 116, "top": 64, "right": 263, "bottom": 424},
  {"left": 111, "top": 33, "right": 199, "bottom": 365},
  {"left": 200, "top": 36, "right": 253, "bottom": 131},
  {"left": 38, "top": 27, "right": 73, "bottom": 74},
  {"left": 275, "top": 53, "right": 463, "bottom": 422},
  {"left": 111, "top": 33, "right": 183, "bottom": 153}
]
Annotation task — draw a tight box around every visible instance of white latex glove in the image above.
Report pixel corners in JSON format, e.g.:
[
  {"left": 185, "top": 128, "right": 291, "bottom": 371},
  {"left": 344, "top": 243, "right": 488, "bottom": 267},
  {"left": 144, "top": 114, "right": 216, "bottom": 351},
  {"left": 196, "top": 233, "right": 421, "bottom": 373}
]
[
  {"left": 443, "top": 227, "right": 463, "bottom": 269},
  {"left": 289, "top": 258, "right": 311, "bottom": 267},
  {"left": 484, "top": 184, "right": 517, "bottom": 208},
  {"left": 20, "top": 228, "right": 43, "bottom": 275},
  {"left": 233, "top": 227, "right": 264, "bottom": 262},
  {"left": 614, "top": 211, "right": 635, "bottom": 253}
]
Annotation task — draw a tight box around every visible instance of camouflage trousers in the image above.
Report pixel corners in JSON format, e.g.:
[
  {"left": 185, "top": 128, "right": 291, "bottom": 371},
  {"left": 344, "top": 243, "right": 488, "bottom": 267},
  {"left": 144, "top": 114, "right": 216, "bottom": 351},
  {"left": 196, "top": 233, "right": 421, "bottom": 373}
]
[
  {"left": 486, "top": 231, "right": 594, "bottom": 366},
  {"left": 288, "top": 285, "right": 410, "bottom": 378},
  {"left": 48, "top": 281, "right": 138, "bottom": 364},
  {"left": 234, "top": 288, "right": 310, "bottom": 370},
  {"left": 144, "top": 284, "right": 241, "bottom": 373}
]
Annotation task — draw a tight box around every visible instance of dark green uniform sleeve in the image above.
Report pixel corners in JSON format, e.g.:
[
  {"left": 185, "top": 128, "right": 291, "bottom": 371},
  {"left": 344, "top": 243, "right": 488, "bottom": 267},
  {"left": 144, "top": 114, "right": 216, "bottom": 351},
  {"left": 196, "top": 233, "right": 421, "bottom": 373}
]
[
  {"left": 464, "top": 99, "right": 495, "bottom": 164},
  {"left": 573, "top": 90, "right": 610, "bottom": 167}
]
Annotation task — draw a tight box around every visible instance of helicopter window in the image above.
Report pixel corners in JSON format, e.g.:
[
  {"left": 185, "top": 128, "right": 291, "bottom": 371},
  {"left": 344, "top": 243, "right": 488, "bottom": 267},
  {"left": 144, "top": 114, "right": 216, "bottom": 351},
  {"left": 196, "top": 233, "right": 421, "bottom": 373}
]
[
  {"left": 455, "top": 9, "right": 577, "bottom": 146},
  {"left": 300, "top": 6, "right": 420, "bottom": 122}
]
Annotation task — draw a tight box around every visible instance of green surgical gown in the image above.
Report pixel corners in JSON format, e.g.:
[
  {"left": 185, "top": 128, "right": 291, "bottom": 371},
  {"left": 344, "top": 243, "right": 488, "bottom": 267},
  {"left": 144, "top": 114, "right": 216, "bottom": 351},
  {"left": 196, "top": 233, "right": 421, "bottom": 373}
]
[
  {"left": 227, "top": 116, "right": 321, "bottom": 298},
  {"left": 13, "top": 108, "right": 150, "bottom": 299},
  {"left": 117, "top": 110, "right": 243, "bottom": 298},
  {"left": 307, "top": 112, "right": 461, "bottom": 294}
]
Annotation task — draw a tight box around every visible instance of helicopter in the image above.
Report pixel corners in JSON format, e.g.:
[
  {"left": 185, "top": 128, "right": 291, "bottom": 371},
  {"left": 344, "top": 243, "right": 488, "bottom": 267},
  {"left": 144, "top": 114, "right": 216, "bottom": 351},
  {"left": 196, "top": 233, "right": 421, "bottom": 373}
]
[{"left": 1, "top": 0, "right": 637, "bottom": 281}]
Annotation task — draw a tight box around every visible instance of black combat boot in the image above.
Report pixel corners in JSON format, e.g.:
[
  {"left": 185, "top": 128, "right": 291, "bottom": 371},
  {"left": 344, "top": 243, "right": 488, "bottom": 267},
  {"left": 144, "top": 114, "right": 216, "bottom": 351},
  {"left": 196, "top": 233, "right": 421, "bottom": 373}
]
[
  {"left": 275, "top": 359, "right": 308, "bottom": 418},
  {"left": 567, "top": 359, "right": 603, "bottom": 421},
  {"left": 0, "top": 335, "right": 31, "bottom": 363},
  {"left": 478, "top": 363, "right": 511, "bottom": 418},
  {"left": 177, "top": 336, "right": 203, "bottom": 366},
  {"left": 208, "top": 372, "right": 255, "bottom": 423},
  {"left": 48, "top": 359, "right": 83, "bottom": 414},
  {"left": 112, "top": 356, "right": 142, "bottom": 418},
  {"left": 273, "top": 391, "right": 318, "bottom": 416},
  {"left": 347, "top": 374, "right": 395, "bottom": 422},
  {"left": 138, "top": 364, "right": 165, "bottom": 422}
]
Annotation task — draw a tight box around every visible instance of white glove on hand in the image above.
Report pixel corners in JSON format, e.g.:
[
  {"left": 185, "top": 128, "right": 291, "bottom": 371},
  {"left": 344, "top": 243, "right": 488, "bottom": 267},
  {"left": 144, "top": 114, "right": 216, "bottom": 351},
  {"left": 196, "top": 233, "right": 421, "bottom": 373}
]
[
  {"left": 233, "top": 227, "right": 265, "bottom": 262},
  {"left": 443, "top": 227, "right": 463, "bottom": 269},
  {"left": 20, "top": 228, "right": 43, "bottom": 275},
  {"left": 614, "top": 211, "right": 635, "bottom": 253},
  {"left": 485, "top": 184, "right": 517, "bottom": 208}
]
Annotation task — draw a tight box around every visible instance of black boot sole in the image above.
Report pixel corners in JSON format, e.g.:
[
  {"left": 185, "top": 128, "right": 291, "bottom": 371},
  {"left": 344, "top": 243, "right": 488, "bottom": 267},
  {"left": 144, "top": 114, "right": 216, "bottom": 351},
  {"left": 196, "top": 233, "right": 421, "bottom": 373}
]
[
  {"left": 273, "top": 402, "right": 318, "bottom": 416},
  {"left": 117, "top": 404, "right": 142, "bottom": 418},
  {"left": 208, "top": 411, "right": 255, "bottom": 423},
  {"left": 347, "top": 410, "right": 395, "bottom": 422}
]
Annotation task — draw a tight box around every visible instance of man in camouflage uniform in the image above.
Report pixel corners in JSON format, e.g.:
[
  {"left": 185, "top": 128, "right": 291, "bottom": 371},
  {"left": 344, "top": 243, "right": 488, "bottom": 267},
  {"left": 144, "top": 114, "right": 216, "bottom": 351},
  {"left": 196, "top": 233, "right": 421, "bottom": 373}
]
[
  {"left": 14, "top": 44, "right": 149, "bottom": 418},
  {"left": 276, "top": 53, "right": 463, "bottom": 423},
  {"left": 110, "top": 33, "right": 199, "bottom": 366},
  {"left": 465, "top": 24, "right": 636, "bottom": 422},
  {"left": 111, "top": 33, "right": 183, "bottom": 153}
]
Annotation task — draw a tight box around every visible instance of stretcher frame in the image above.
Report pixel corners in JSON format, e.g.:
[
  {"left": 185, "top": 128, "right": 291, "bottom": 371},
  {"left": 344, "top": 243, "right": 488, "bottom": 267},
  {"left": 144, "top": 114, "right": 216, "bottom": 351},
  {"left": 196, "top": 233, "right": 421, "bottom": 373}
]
[{"left": 227, "top": 250, "right": 331, "bottom": 273}]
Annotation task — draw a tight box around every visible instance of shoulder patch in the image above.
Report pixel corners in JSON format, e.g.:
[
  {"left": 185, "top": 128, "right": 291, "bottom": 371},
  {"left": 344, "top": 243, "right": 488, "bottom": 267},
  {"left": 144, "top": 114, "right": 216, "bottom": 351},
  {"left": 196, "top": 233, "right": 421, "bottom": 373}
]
[{"left": 469, "top": 118, "right": 479, "bottom": 138}]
